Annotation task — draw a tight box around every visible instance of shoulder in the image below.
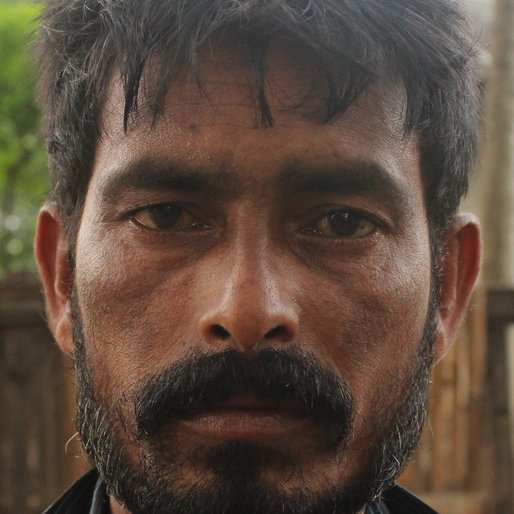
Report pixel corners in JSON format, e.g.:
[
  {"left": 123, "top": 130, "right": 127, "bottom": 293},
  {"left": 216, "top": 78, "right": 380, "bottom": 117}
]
[
  {"left": 381, "top": 485, "right": 439, "bottom": 514},
  {"left": 42, "top": 469, "right": 99, "bottom": 514}
]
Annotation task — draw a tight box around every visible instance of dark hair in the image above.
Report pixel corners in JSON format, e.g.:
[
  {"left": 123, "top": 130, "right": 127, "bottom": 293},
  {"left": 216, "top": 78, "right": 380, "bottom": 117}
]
[{"left": 36, "top": 0, "right": 481, "bottom": 240}]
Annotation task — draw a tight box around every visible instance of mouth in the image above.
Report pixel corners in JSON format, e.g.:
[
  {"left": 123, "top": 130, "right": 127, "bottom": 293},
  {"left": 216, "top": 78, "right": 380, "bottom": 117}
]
[
  {"left": 178, "top": 395, "right": 315, "bottom": 441},
  {"left": 134, "top": 349, "right": 354, "bottom": 445}
]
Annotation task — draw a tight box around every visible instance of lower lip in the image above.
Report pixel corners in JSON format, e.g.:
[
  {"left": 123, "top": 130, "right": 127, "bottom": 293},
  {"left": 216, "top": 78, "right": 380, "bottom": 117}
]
[{"left": 180, "top": 408, "right": 312, "bottom": 440}]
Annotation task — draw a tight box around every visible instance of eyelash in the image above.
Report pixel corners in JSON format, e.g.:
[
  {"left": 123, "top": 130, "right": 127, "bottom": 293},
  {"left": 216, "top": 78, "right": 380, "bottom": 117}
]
[
  {"left": 126, "top": 202, "right": 204, "bottom": 230},
  {"left": 123, "top": 202, "right": 187, "bottom": 222},
  {"left": 305, "top": 208, "right": 381, "bottom": 236},
  {"left": 123, "top": 203, "right": 384, "bottom": 240}
]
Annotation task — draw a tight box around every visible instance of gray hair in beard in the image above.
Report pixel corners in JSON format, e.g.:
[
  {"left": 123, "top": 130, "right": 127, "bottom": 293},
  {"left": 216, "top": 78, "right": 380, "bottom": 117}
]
[{"left": 71, "top": 286, "right": 437, "bottom": 514}]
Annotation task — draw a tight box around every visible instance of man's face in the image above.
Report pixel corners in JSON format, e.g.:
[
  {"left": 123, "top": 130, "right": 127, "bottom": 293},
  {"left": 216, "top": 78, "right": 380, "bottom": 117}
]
[{"left": 69, "top": 45, "right": 436, "bottom": 513}]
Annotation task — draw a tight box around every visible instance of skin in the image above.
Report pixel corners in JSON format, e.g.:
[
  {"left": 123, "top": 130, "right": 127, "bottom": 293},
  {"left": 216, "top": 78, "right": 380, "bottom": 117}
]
[{"left": 36, "top": 44, "right": 480, "bottom": 514}]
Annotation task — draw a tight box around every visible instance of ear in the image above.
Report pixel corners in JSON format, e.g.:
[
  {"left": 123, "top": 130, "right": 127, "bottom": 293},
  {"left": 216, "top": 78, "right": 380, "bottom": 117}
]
[
  {"left": 433, "top": 213, "right": 481, "bottom": 363},
  {"left": 35, "top": 204, "right": 75, "bottom": 359}
]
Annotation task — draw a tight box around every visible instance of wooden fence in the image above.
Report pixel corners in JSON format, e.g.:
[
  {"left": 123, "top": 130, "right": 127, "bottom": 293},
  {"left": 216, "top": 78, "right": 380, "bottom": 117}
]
[
  {"left": 0, "top": 275, "right": 85, "bottom": 514},
  {"left": 1, "top": 275, "right": 512, "bottom": 513},
  {"left": 485, "top": 288, "right": 514, "bottom": 512}
]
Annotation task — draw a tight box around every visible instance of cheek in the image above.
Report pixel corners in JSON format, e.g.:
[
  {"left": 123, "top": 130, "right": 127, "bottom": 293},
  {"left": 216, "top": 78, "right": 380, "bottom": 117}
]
[
  {"left": 302, "top": 237, "right": 432, "bottom": 402},
  {"left": 74, "top": 228, "right": 201, "bottom": 397}
]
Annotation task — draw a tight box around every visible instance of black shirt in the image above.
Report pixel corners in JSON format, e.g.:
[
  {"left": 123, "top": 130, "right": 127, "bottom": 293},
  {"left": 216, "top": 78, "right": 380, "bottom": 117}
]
[{"left": 43, "top": 469, "right": 438, "bottom": 514}]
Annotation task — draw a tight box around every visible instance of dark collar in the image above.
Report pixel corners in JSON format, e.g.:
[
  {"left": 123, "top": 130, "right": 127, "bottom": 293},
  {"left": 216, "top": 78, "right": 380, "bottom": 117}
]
[{"left": 42, "top": 469, "right": 108, "bottom": 514}]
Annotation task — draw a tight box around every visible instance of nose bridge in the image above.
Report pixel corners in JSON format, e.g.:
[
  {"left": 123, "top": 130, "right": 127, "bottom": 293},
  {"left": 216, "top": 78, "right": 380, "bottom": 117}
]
[
  {"left": 231, "top": 230, "right": 281, "bottom": 313},
  {"left": 199, "top": 222, "right": 299, "bottom": 351}
]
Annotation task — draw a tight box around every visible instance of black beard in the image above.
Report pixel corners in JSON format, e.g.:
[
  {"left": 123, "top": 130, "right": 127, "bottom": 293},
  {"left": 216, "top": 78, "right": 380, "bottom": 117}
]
[{"left": 72, "top": 292, "right": 437, "bottom": 514}]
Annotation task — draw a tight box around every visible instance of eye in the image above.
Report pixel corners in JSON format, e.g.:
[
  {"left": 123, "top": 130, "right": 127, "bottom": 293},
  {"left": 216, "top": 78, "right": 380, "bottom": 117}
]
[
  {"left": 131, "top": 204, "right": 204, "bottom": 231},
  {"left": 304, "top": 210, "right": 376, "bottom": 239}
]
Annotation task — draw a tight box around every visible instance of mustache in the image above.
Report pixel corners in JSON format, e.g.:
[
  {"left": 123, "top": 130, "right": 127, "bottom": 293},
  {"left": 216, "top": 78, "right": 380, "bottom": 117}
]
[{"left": 134, "top": 348, "right": 354, "bottom": 440}]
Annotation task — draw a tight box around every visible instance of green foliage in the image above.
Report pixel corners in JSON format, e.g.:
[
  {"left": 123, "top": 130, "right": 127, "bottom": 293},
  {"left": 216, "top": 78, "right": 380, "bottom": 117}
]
[{"left": 0, "top": 1, "right": 46, "bottom": 275}]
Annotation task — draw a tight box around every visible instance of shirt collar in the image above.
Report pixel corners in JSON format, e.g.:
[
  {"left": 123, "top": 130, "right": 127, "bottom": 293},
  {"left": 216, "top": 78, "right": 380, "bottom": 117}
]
[{"left": 90, "top": 478, "right": 109, "bottom": 514}]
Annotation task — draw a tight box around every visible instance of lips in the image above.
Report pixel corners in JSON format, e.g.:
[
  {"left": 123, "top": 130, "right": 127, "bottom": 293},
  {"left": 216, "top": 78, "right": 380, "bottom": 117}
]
[
  {"left": 187, "top": 395, "right": 308, "bottom": 413},
  {"left": 179, "top": 395, "right": 314, "bottom": 440}
]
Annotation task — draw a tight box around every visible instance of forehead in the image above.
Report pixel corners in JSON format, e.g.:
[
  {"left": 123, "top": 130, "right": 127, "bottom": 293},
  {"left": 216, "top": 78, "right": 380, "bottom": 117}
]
[{"left": 93, "top": 43, "right": 421, "bottom": 200}]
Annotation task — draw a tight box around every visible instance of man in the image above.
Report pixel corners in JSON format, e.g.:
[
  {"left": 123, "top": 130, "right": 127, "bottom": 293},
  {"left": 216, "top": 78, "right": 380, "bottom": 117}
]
[{"left": 35, "top": 0, "right": 481, "bottom": 513}]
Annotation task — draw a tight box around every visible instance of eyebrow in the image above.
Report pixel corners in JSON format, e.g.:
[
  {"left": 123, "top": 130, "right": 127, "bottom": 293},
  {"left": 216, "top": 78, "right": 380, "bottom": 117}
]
[
  {"left": 97, "top": 158, "right": 239, "bottom": 203},
  {"left": 97, "top": 156, "right": 413, "bottom": 216},
  {"left": 280, "top": 161, "right": 412, "bottom": 211}
]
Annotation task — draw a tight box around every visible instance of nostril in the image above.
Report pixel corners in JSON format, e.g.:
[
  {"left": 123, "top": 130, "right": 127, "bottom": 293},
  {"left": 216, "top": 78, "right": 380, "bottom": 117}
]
[
  {"left": 211, "top": 324, "right": 230, "bottom": 340},
  {"left": 264, "top": 325, "right": 289, "bottom": 341}
]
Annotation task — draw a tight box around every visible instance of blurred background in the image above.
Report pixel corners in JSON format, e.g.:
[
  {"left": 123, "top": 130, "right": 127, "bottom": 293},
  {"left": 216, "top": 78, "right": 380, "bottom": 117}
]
[{"left": 0, "top": 0, "right": 513, "bottom": 512}]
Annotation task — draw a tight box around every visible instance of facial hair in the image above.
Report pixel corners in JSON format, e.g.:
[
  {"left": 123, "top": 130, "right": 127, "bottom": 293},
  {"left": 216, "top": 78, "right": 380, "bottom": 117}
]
[{"left": 71, "top": 291, "right": 437, "bottom": 514}]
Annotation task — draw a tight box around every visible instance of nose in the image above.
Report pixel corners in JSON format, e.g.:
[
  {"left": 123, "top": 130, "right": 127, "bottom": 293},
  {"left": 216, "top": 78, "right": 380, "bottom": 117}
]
[{"left": 198, "top": 246, "right": 299, "bottom": 353}]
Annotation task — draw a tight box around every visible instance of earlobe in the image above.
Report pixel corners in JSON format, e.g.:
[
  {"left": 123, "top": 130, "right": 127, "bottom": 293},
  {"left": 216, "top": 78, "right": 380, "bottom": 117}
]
[
  {"left": 433, "top": 213, "right": 481, "bottom": 363},
  {"left": 35, "top": 204, "right": 75, "bottom": 359}
]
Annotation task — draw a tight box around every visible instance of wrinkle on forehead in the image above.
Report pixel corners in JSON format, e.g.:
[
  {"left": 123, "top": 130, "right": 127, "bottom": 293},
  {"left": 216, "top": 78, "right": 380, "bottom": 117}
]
[{"left": 100, "top": 41, "right": 409, "bottom": 141}]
